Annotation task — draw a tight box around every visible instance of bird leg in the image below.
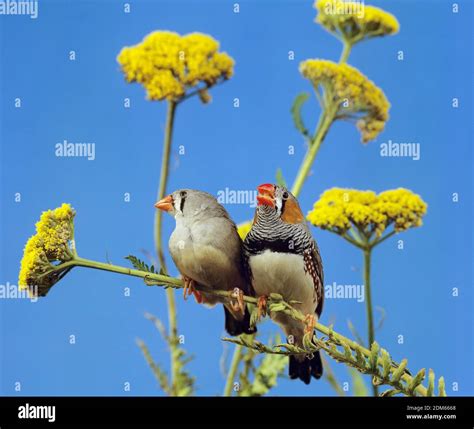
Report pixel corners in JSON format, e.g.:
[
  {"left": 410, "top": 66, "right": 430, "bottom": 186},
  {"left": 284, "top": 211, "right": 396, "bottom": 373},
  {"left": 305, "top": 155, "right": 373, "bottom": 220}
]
[
  {"left": 182, "top": 276, "right": 203, "bottom": 304},
  {"left": 303, "top": 314, "right": 316, "bottom": 336},
  {"left": 182, "top": 276, "right": 194, "bottom": 300},
  {"left": 229, "top": 287, "right": 245, "bottom": 315},
  {"left": 257, "top": 296, "right": 268, "bottom": 320}
]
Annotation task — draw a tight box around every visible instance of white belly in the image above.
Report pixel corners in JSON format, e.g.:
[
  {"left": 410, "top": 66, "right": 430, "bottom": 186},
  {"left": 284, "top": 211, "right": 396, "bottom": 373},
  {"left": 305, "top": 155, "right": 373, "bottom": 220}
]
[{"left": 249, "top": 250, "right": 316, "bottom": 315}]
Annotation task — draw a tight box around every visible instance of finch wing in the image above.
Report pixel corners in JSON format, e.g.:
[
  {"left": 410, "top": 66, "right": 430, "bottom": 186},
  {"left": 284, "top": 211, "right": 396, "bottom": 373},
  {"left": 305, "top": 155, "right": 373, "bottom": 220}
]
[{"left": 303, "top": 241, "right": 324, "bottom": 318}]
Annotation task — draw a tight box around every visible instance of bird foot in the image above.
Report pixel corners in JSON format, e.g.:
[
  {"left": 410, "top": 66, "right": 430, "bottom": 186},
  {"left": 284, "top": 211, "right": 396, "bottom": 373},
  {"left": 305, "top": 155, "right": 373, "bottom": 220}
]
[
  {"left": 182, "top": 276, "right": 203, "bottom": 304},
  {"left": 229, "top": 287, "right": 245, "bottom": 315},
  {"left": 257, "top": 296, "right": 268, "bottom": 320},
  {"left": 303, "top": 314, "right": 316, "bottom": 336}
]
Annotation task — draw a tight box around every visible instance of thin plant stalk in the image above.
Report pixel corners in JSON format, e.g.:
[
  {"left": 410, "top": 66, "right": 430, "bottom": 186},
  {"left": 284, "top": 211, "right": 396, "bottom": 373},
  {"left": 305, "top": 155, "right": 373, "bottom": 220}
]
[
  {"left": 154, "top": 100, "right": 180, "bottom": 395},
  {"left": 48, "top": 257, "right": 182, "bottom": 287},
  {"left": 363, "top": 246, "right": 378, "bottom": 396},
  {"left": 223, "top": 345, "right": 243, "bottom": 396},
  {"left": 339, "top": 40, "right": 352, "bottom": 63},
  {"left": 154, "top": 100, "right": 177, "bottom": 271},
  {"left": 291, "top": 109, "right": 335, "bottom": 196}
]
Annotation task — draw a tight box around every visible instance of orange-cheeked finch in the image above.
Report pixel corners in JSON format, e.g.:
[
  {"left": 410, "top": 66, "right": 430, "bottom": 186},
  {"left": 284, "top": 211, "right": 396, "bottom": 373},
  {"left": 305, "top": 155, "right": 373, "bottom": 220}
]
[
  {"left": 155, "top": 189, "right": 256, "bottom": 336},
  {"left": 243, "top": 184, "right": 324, "bottom": 384}
]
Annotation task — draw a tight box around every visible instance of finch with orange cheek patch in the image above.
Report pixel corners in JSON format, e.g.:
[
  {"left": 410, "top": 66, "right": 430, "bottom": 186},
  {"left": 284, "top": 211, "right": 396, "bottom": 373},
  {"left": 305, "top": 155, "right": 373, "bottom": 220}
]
[
  {"left": 155, "top": 189, "right": 256, "bottom": 336},
  {"left": 243, "top": 184, "right": 324, "bottom": 384}
]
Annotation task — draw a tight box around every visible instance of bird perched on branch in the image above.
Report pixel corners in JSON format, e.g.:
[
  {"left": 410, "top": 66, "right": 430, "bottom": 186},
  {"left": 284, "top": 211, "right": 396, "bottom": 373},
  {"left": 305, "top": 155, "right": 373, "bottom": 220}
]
[
  {"left": 155, "top": 189, "right": 256, "bottom": 336},
  {"left": 243, "top": 183, "right": 324, "bottom": 384}
]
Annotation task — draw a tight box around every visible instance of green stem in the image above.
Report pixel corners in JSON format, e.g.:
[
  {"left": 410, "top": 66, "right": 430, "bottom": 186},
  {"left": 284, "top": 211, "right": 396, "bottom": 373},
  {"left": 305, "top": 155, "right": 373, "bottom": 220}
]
[
  {"left": 363, "top": 247, "right": 378, "bottom": 396},
  {"left": 291, "top": 108, "right": 336, "bottom": 197},
  {"left": 341, "top": 232, "right": 365, "bottom": 250},
  {"left": 155, "top": 100, "right": 177, "bottom": 272},
  {"left": 371, "top": 229, "right": 397, "bottom": 248},
  {"left": 349, "top": 226, "right": 364, "bottom": 244},
  {"left": 223, "top": 345, "right": 243, "bottom": 396},
  {"left": 64, "top": 257, "right": 182, "bottom": 287},
  {"left": 339, "top": 40, "right": 353, "bottom": 63},
  {"left": 154, "top": 100, "right": 180, "bottom": 395}
]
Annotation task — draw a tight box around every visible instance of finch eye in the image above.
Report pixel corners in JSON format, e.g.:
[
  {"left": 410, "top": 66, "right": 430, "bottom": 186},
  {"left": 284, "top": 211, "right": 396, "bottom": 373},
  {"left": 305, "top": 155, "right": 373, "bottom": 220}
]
[
  {"left": 180, "top": 191, "right": 187, "bottom": 198},
  {"left": 282, "top": 191, "right": 289, "bottom": 200}
]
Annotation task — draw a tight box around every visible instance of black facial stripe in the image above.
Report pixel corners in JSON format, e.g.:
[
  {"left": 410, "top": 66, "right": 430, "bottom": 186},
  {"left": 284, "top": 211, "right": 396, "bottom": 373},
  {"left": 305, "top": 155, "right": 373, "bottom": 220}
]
[
  {"left": 281, "top": 196, "right": 287, "bottom": 214},
  {"left": 180, "top": 196, "right": 186, "bottom": 212}
]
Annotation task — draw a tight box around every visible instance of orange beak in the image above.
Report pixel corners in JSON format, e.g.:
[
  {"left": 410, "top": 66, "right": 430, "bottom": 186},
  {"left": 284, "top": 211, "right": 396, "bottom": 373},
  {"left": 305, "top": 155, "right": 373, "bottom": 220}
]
[
  {"left": 257, "top": 183, "right": 275, "bottom": 207},
  {"left": 154, "top": 195, "right": 173, "bottom": 212}
]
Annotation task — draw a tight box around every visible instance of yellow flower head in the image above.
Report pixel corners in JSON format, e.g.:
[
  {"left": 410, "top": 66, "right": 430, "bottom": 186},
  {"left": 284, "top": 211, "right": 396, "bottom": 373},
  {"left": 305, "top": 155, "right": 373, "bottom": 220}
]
[
  {"left": 299, "top": 59, "right": 390, "bottom": 142},
  {"left": 307, "top": 188, "right": 427, "bottom": 239},
  {"left": 315, "top": 0, "right": 399, "bottom": 43},
  {"left": 117, "top": 31, "right": 234, "bottom": 102},
  {"left": 19, "top": 204, "right": 75, "bottom": 296}
]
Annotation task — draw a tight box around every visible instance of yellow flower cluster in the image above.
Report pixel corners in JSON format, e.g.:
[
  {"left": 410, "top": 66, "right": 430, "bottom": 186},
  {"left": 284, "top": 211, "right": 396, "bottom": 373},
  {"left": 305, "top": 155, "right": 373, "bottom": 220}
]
[
  {"left": 117, "top": 31, "right": 234, "bottom": 102},
  {"left": 307, "top": 188, "right": 427, "bottom": 238},
  {"left": 19, "top": 204, "right": 75, "bottom": 296},
  {"left": 299, "top": 59, "right": 390, "bottom": 142},
  {"left": 315, "top": 0, "right": 399, "bottom": 42}
]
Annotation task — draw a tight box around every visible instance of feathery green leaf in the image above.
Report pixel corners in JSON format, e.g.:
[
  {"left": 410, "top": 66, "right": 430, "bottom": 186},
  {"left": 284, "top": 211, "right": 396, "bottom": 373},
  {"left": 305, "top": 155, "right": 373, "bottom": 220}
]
[
  {"left": 291, "top": 92, "right": 311, "bottom": 139},
  {"left": 391, "top": 358, "right": 408, "bottom": 383},
  {"left": 125, "top": 255, "right": 156, "bottom": 273}
]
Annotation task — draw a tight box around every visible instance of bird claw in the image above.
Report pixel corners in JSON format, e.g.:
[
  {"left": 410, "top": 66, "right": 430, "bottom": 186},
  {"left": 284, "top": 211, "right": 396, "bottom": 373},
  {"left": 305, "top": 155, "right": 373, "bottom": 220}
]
[
  {"left": 182, "top": 277, "right": 194, "bottom": 300},
  {"left": 257, "top": 296, "right": 267, "bottom": 320},
  {"left": 229, "top": 287, "right": 245, "bottom": 315},
  {"left": 304, "top": 314, "right": 316, "bottom": 336},
  {"left": 182, "top": 276, "right": 203, "bottom": 303}
]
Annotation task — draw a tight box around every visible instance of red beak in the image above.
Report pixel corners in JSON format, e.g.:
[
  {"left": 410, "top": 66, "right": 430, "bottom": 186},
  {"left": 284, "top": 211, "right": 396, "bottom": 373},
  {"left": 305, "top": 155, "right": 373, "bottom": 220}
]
[
  {"left": 154, "top": 195, "right": 173, "bottom": 212},
  {"left": 257, "top": 183, "right": 275, "bottom": 207}
]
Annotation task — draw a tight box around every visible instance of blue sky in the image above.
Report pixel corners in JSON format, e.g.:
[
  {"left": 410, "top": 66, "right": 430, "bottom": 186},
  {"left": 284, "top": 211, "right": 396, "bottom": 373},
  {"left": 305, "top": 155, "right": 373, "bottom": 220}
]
[{"left": 0, "top": 0, "right": 472, "bottom": 396}]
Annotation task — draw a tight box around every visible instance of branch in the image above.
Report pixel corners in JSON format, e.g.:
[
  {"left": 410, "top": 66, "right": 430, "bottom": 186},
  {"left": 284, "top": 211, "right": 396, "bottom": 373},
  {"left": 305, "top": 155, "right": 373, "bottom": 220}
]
[
  {"left": 223, "top": 344, "right": 243, "bottom": 396},
  {"left": 222, "top": 332, "right": 442, "bottom": 397},
  {"left": 141, "top": 267, "right": 445, "bottom": 397},
  {"left": 49, "top": 256, "right": 445, "bottom": 397}
]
